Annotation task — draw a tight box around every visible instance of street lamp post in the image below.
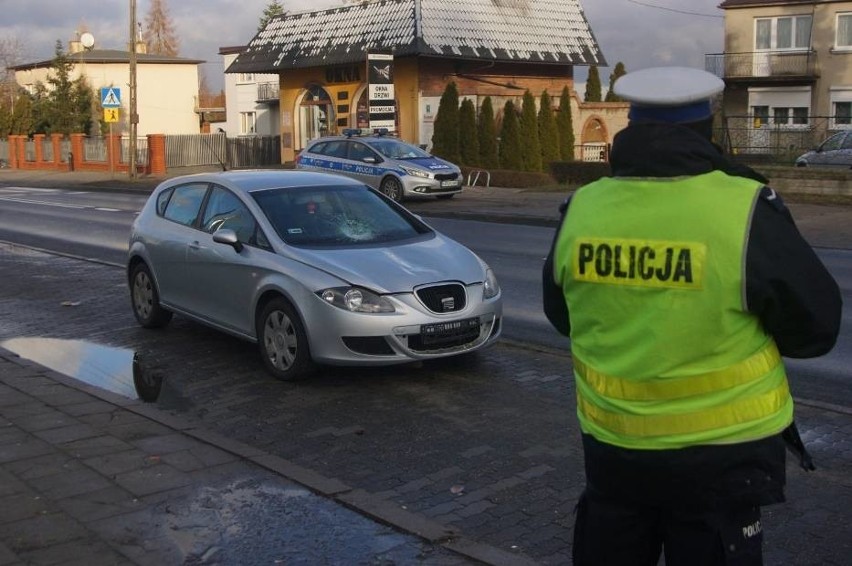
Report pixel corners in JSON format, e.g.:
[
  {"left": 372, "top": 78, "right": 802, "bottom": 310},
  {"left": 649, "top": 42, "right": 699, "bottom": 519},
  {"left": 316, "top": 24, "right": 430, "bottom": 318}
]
[{"left": 129, "top": 0, "right": 138, "bottom": 179}]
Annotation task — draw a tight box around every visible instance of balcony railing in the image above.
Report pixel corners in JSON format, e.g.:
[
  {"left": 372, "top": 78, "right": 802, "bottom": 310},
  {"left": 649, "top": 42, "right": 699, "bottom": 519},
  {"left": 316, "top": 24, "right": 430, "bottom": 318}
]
[
  {"left": 257, "top": 82, "right": 279, "bottom": 103},
  {"left": 705, "top": 50, "right": 818, "bottom": 81}
]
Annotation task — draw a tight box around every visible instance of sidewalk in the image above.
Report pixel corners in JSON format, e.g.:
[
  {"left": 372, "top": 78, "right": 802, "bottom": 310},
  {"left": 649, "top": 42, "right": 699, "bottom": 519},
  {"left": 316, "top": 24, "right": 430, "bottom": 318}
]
[{"left": 0, "top": 349, "right": 523, "bottom": 566}]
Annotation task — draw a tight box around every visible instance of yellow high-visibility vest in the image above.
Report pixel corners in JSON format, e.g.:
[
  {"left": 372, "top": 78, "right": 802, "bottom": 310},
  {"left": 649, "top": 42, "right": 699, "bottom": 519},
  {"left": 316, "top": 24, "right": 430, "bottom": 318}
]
[{"left": 553, "top": 170, "right": 793, "bottom": 449}]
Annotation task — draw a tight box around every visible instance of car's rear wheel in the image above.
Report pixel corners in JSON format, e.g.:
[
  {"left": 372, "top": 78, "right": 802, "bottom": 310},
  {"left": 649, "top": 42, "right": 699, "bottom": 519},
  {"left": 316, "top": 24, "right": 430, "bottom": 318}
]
[
  {"left": 380, "top": 176, "right": 404, "bottom": 202},
  {"left": 257, "top": 298, "right": 313, "bottom": 381},
  {"left": 130, "top": 263, "right": 172, "bottom": 328}
]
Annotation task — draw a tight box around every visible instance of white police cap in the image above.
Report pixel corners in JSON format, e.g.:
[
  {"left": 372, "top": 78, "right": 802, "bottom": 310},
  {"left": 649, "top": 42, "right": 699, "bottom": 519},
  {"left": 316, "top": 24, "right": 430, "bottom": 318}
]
[{"left": 614, "top": 66, "right": 725, "bottom": 123}]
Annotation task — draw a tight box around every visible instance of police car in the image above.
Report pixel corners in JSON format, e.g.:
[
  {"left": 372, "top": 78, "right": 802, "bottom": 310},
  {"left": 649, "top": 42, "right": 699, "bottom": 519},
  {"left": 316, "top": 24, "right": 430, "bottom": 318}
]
[{"left": 295, "top": 129, "right": 463, "bottom": 202}]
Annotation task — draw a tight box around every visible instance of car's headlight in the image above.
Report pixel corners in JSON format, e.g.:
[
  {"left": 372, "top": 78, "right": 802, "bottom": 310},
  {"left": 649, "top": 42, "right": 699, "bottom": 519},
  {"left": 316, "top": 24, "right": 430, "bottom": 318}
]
[
  {"left": 483, "top": 268, "right": 500, "bottom": 299},
  {"left": 318, "top": 287, "right": 396, "bottom": 313},
  {"left": 400, "top": 165, "right": 430, "bottom": 179}
]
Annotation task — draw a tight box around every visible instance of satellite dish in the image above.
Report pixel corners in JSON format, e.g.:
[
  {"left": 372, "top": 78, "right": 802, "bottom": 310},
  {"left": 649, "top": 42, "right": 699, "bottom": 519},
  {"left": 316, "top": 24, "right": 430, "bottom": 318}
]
[{"left": 80, "top": 32, "right": 95, "bottom": 49}]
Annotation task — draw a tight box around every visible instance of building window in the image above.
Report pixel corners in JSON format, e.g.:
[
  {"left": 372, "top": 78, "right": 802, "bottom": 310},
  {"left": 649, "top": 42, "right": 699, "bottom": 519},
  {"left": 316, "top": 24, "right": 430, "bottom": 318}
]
[
  {"left": 835, "top": 102, "right": 851, "bottom": 127},
  {"left": 240, "top": 112, "right": 256, "bottom": 135},
  {"left": 837, "top": 13, "right": 852, "bottom": 49},
  {"left": 755, "top": 16, "right": 812, "bottom": 50},
  {"left": 752, "top": 105, "right": 769, "bottom": 127},
  {"left": 238, "top": 73, "right": 255, "bottom": 83},
  {"left": 772, "top": 106, "right": 809, "bottom": 126}
]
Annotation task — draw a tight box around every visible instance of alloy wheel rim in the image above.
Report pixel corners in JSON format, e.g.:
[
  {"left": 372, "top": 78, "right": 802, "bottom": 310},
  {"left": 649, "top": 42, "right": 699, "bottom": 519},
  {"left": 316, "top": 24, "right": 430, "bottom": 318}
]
[
  {"left": 264, "top": 310, "right": 297, "bottom": 370},
  {"left": 133, "top": 272, "right": 152, "bottom": 318}
]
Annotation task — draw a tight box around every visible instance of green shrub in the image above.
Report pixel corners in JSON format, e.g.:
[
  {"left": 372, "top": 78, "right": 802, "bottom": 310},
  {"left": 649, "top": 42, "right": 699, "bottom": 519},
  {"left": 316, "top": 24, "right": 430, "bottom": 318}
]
[
  {"left": 498, "top": 100, "right": 523, "bottom": 170},
  {"left": 431, "top": 82, "right": 460, "bottom": 164},
  {"left": 538, "top": 90, "right": 560, "bottom": 169},
  {"left": 477, "top": 97, "right": 499, "bottom": 169},
  {"left": 519, "top": 90, "right": 542, "bottom": 172},
  {"left": 461, "top": 166, "right": 556, "bottom": 188},
  {"left": 459, "top": 98, "right": 479, "bottom": 167},
  {"left": 557, "top": 86, "right": 575, "bottom": 161},
  {"left": 549, "top": 161, "right": 611, "bottom": 185}
]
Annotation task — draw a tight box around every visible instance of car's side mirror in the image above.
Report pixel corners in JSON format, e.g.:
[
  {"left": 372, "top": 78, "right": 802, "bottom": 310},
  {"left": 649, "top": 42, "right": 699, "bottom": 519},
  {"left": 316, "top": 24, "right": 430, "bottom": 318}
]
[{"left": 213, "top": 229, "right": 243, "bottom": 252}]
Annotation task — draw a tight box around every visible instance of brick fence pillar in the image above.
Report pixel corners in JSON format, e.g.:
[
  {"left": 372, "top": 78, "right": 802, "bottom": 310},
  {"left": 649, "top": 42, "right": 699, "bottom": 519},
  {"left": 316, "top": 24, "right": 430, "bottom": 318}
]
[
  {"left": 69, "top": 133, "right": 85, "bottom": 171},
  {"left": 51, "top": 134, "right": 64, "bottom": 169},
  {"left": 147, "top": 134, "right": 166, "bottom": 175},
  {"left": 8, "top": 135, "right": 19, "bottom": 168},
  {"left": 33, "top": 134, "right": 45, "bottom": 164}
]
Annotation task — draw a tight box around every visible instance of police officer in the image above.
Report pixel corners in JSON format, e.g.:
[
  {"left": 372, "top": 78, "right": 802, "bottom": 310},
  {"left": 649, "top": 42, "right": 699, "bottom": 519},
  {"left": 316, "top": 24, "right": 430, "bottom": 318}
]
[{"left": 542, "top": 67, "right": 842, "bottom": 566}]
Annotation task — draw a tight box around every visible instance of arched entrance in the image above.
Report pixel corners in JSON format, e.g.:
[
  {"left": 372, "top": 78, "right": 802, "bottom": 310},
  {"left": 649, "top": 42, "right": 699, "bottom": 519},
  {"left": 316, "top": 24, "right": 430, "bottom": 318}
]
[
  {"left": 580, "top": 117, "right": 609, "bottom": 162},
  {"left": 297, "top": 84, "right": 333, "bottom": 148}
]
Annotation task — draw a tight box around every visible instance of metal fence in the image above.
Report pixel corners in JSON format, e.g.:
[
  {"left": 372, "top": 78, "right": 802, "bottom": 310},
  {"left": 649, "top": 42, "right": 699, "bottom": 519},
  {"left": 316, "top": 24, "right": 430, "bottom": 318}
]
[
  {"left": 0, "top": 139, "right": 7, "bottom": 164},
  {"left": 716, "top": 115, "right": 835, "bottom": 165},
  {"left": 164, "top": 134, "right": 281, "bottom": 169}
]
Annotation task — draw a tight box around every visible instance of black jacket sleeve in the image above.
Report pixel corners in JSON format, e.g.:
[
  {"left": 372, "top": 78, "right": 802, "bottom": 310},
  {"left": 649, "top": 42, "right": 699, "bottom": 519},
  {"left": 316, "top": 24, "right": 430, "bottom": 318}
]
[
  {"left": 745, "top": 187, "right": 842, "bottom": 358},
  {"left": 542, "top": 199, "right": 571, "bottom": 336}
]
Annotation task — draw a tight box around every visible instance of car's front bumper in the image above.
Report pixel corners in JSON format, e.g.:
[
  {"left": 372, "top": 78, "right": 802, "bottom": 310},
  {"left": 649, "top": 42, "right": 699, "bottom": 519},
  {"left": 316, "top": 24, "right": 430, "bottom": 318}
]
[{"left": 303, "top": 286, "right": 502, "bottom": 365}]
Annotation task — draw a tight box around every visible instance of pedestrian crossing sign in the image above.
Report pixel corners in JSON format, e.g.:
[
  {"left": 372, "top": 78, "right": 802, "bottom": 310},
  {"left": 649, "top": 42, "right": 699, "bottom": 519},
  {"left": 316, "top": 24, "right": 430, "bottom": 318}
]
[
  {"left": 101, "top": 87, "right": 121, "bottom": 108},
  {"left": 104, "top": 108, "right": 120, "bottom": 123}
]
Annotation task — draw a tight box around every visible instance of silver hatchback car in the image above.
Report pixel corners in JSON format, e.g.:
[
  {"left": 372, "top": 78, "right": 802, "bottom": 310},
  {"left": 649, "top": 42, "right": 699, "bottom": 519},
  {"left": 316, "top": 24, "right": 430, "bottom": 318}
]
[
  {"left": 795, "top": 130, "right": 852, "bottom": 169},
  {"left": 295, "top": 131, "right": 463, "bottom": 202},
  {"left": 127, "top": 170, "right": 501, "bottom": 380}
]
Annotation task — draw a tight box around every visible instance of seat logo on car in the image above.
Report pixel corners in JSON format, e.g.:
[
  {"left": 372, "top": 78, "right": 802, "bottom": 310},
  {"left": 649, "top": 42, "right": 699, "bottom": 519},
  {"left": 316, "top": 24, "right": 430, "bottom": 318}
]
[{"left": 441, "top": 296, "right": 456, "bottom": 311}]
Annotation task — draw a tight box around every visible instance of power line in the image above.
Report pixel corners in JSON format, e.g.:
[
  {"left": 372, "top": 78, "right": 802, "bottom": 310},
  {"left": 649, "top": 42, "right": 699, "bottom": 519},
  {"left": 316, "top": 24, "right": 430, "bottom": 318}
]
[{"left": 626, "top": 0, "right": 723, "bottom": 18}]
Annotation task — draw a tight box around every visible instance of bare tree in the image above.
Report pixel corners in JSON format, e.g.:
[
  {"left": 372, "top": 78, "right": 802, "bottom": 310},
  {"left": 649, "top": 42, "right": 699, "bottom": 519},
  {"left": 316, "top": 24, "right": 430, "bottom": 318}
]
[
  {"left": 0, "top": 36, "right": 27, "bottom": 134},
  {"left": 143, "top": 0, "right": 180, "bottom": 56}
]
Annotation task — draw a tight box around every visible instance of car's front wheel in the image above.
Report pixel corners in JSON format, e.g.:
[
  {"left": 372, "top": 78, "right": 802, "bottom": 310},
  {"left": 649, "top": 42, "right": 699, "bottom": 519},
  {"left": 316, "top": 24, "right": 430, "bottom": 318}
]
[
  {"left": 130, "top": 262, "right": 172, "bottom": 328},
  {"left": 257, "top": 298, "right": 313, "bottom": 381},
  {"left": 380, "top": 176, "right": 404, "bottom": 202}
]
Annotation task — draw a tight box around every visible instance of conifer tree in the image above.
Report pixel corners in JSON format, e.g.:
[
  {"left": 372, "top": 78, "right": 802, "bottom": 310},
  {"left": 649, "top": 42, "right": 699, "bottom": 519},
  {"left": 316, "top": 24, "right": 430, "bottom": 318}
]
[
  {"left": 477, "top": 96, "right": 499, "bottom": 169},
  {"left": 259, "top": 1, "right": 286, "bottom": 32},
  {"left": 538, "top": 90, "right": 560, "bottom": 169},
  {"left": 519, "top": 90, "right": 542, "bottom": 172},
  {"left": 45, "top": 41, "right": 93, "bottom": 135},
  {"left": 498, "top": 100, "right": 523, "bottom": 170},
  {"left": 585, "top": 65, "right": 602, "bottom": 102},
  {"left": 556, "top": 86, "right": 576, "bottom": 160},
  {"left": 458, "top": 98, "right": 479, "bottom": 167},
  {"left": 605, "top": 62, "right": 627, "bottom": 102},
  {"left": 431, "top": 81, "right": 461, "bottom": 164},
  {"left": 144, "top": 0, "right": 180, "bottom": 56}
]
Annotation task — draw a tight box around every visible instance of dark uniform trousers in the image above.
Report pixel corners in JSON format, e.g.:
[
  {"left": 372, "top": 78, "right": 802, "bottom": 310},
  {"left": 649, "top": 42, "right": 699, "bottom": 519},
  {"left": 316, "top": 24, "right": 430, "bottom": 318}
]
[{"left": 573, "top": 488, "right": 764, "bottom": 566}]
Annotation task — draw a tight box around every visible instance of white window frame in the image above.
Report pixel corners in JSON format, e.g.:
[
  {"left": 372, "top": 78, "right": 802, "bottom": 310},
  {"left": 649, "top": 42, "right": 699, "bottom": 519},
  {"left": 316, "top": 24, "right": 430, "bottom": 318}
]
[
  {"left": 238, "top": 72, "right": 255, "bottom": 83},
  {"left": 829, "top": 87, "right": 852, "bottom": 130},
  {"left": 239, "top": 112, "right": 257, "bottom": 135},
  {"left": 754, "top": 15, "right": 812, "bottom": 51},
  {"left": 836, "top": 13, "right": 852, "bottom": 50},
  {"left": 748, "top": 86, "right": 812, "bottom": 129}
]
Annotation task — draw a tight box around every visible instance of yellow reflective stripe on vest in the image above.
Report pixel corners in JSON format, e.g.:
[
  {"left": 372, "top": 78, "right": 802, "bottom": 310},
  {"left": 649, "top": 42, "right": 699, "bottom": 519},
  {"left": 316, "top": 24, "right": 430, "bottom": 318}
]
[
  {"left": 573, "top": 341, "right": 781, "bottom": 401},
  {"left": 577, "top": 380, "right": 791, "bottom": 438}
]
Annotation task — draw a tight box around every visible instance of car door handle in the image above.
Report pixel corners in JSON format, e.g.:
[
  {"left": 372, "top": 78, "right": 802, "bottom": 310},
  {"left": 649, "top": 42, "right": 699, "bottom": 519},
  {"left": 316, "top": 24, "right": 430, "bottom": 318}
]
[{"left": 188, "top": 241, "right": 201, "bottom": 250}]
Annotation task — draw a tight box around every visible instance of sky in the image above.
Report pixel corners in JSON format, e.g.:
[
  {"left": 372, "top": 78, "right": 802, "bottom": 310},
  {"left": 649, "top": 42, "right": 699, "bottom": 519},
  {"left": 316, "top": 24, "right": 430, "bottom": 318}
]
[{"left": 0, "top": 0, "right": 726, "bottom": 92}]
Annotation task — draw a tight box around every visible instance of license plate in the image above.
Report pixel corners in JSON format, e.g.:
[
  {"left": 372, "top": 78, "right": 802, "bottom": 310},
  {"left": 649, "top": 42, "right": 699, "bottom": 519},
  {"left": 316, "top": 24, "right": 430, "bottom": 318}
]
[
  {"left": 420, "top": 317, "right": 480, "bottom": 345},
  {"left": 440, "top": 180, "right": 460, "bottom": 188}
]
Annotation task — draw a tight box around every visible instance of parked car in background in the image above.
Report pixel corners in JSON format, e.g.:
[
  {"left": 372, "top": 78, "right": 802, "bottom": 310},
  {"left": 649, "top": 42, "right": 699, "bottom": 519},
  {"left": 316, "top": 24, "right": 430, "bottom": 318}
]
[
  {"left": 127, "top": 170, "right": 502, "bottom": 381},
  {"left": 795, "top": 131, "right": 852, "bottom": 169},
  {"left": 295, "top": 129, "right": 463, "bottom": 202}
]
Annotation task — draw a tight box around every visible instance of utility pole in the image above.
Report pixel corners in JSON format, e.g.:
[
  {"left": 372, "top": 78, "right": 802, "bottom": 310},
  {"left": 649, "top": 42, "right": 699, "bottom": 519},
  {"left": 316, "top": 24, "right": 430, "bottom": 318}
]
[{"left": 129, "top": 0, "right": 138, "bottom": 179}]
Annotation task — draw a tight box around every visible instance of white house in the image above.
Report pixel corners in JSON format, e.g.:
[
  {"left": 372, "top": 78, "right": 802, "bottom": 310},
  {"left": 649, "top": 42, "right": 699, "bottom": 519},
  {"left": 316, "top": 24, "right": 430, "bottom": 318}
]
[
  {"left": 218, "top": 46, "right": 280, "bottom": 137},
  {"left": 11, "top": 36, "right": 204, "bottom": 136}
]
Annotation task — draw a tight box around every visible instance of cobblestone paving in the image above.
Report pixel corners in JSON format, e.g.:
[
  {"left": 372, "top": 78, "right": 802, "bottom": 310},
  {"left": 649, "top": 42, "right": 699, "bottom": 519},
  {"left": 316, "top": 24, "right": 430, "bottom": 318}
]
[{"left": 2, "top": 242, "right": 851, "bottom": 565}]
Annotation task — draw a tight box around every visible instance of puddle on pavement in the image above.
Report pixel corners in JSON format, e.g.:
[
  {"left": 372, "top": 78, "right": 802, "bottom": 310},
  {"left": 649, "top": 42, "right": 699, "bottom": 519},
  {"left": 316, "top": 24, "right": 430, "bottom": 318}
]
[{"left": 1, "top": 337, "right": 163, "bottom": 402}]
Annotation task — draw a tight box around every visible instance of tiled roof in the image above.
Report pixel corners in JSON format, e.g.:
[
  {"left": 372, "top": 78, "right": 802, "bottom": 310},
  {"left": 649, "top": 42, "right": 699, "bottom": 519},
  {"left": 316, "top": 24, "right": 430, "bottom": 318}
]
[{"left": 228, "top": 0, "right": 604, "bottom": 73}]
